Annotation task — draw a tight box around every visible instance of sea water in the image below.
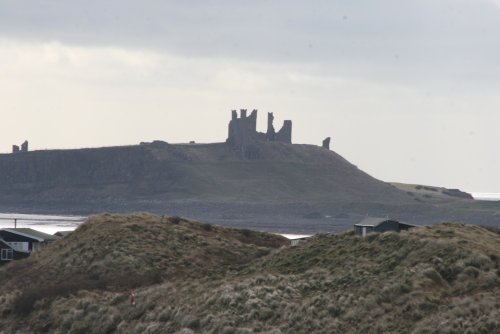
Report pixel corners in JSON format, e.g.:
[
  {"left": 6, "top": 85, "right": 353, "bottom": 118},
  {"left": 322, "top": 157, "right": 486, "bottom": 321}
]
[
  {"left": 2, "top": 193, "right": 499, "bottom": 236},
  {"left": 0, "top": 213, "right": 86, "bottom": 234},
  {"left": 0, "top": 213, "right": 308, "bottom": 239},
  {"left": 471, "top": 193, "right": 500, "bottom": 201}
]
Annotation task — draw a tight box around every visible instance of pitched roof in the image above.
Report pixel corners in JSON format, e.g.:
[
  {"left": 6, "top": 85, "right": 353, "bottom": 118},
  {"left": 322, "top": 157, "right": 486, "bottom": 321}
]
[
  {"left": 354, "top": 217, "right": 399, "bottom": 227},
  {"left": 354, "top": 217, "right": 418, "bottom": 228},
  {"left": 1, "top": 228, "right": 59, "bottom": 242}
]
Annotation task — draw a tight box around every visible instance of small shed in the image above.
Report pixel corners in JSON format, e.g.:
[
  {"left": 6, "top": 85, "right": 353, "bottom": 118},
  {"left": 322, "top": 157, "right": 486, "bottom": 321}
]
[
  {"left": 280, "top": 234, "right": 312, "bottom": 246},
  {"left": 354, "top": 218, "right": 416, "bottom": 237},
  {"left": 0, "top": 228, "right": 59, "bottom": 253},
  {"left": 290, "top": 237, "right": 308, "bottom": 246},
  {"left": 0, "top": 239, "right": 29, "bottom": 265}
]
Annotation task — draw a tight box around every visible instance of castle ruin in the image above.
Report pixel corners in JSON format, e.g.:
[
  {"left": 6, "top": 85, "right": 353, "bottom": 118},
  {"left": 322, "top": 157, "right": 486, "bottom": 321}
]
[
  {"left": 226, "top": 109, "right": 292, "bottom": 148},
  {"left": 12, "top": 140, "right": 28, "bottom": 154},
  {"left": 322, "top": 137, "right": 331, "bottom": 150}
]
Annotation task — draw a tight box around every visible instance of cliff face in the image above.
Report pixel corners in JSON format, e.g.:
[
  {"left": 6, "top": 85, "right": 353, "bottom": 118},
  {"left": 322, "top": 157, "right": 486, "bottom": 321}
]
[
  {"left": 0, "top": 145, "right": 163, "bottom": 201},
  {"left": 2, "top": 142, "right": 498, "bottom": 233},
  {"left": 0, "top": 142, "right": 411, "bottom": 205},
  {"left": 1, "top": 146, "right": 154, "bottom": 188}
]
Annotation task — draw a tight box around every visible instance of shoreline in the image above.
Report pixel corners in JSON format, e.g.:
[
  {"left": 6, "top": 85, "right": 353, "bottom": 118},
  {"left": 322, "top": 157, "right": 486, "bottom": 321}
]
[{"left": 471, "top": 193, "right": 500, "bottom": 201}]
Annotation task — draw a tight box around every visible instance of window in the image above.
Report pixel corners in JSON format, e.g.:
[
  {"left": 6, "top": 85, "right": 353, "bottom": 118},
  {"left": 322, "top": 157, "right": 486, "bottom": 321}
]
[
  {"left": 1, "top": 249, "right": 13, "bottom": 260},
  {"left": 6, "top": 242, "right": 29, "bottom": 252}
]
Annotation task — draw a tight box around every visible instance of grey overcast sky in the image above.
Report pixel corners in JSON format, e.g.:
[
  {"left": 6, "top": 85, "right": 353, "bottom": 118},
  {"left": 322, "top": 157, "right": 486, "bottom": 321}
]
[{"left": 1, "top": 0, "right": 499, "bottom": 192}]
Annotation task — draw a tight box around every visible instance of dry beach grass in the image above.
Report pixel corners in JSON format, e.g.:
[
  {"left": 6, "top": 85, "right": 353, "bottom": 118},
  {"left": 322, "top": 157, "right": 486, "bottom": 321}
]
[{"left": 0, "top": 214, "right": 498, "bottom": 333}]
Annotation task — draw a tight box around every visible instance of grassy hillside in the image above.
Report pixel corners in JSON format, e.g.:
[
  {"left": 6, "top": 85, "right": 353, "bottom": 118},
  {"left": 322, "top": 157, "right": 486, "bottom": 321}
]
[
  {"left": 4, "top": 141, "right": 493, "bottom": 232},
  {"left": 0, "top": 214, "right": 498, "bottom": 333},
  {"left": 391, "top": 182, "right": 474, "bottom": 204},
  {"left": 0, "top": 142, "right": 415, "bottom": 204},
  {"left": 0, "top": 214, "right": 287, "bottom": 319}
]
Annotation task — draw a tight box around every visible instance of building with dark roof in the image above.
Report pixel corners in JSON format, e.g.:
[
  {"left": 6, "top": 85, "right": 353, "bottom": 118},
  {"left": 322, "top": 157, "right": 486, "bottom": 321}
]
[
  {"left": 0, "top": 228, "right": 59, "bottom": 253},
  {"left": 0, "top": 238, "right": 29, "bottom": 264},
  {"left": 354, "top": 218, "right": 417, "bottom": 237}
]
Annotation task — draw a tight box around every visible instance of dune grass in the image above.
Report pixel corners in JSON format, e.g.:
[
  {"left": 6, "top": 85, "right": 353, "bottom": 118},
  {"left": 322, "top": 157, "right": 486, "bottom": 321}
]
[{"left": 0, "top": 216, "right": 498, "bottom": 333}]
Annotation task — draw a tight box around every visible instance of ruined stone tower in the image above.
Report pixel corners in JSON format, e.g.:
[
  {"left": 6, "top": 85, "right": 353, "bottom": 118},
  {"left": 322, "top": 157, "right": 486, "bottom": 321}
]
[
  {"left": 227, "top": 109, "right": 258, "bottom": 147},
  {"left": 21, "top": 140, "right": 28, "bottom": 152},
  {"left": 322, "top": 137, "right": 331, "bottom": 150},
  {"left": 12, "top": 140, "right": 28, "bottom": 154},
  {"left": 275, "top": 120, "right": 292, "bottom": 144},
  {"left": 226, "top": 109, "right": 292, "bottom": 148},
  {"left": 266, "top": 112, "right": 276, "bottom": 141}
]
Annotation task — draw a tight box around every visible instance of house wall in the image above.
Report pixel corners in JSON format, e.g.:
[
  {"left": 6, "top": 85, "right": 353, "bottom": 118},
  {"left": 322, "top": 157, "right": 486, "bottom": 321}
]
[
  {"left": 6, "top": 241, "right": 29, "bottom": 252},
  {"left": 399, "top": 224, "right": 415, "bottom": 231},
  {"left": 354, "top": 225, "right": 375, "bottom": 236},
  {"left": 0, "top": 231, "right": 39, "bottom": 251},
  {"left": 290, "top": 238, "right": 307, "bottom": 246},
  {"left": 354, "top": 225, "right": 364, "bottom": 236},
  {"left": 0, "top": 248, "right": 13, "bottom": 261},
  {"left": 13, "top": 251, "right": 29, "bottom": 261},
  {"left": 0, "top": 242, "right": 29, "bottom": 265}
]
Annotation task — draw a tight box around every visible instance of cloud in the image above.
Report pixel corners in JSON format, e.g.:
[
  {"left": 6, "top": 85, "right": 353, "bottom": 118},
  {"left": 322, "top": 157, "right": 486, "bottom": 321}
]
[
  {"left": 1, "top": 0, "right": 500, "bottom": 89},
  {"left": 0, "top": 37, "right": 436, "bottom": 151},
  {"left": 487, "top": 0, "right": 500, "bottom": 8},
  {"left": 1, "top": 40, "right": 162, "bottom": 81}
]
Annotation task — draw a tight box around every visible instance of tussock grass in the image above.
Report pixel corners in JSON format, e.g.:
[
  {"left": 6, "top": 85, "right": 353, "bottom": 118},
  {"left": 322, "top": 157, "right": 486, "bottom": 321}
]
[
  {"left": 0, "top": 213, "right": 287, "bottom": 324},
  {"left": 0, "top": 217, "right": 498, "bottom": 334}
]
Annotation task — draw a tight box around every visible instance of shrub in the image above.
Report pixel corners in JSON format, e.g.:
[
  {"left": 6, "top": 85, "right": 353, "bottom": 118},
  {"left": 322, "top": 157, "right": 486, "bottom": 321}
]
[
  {"left": 221, "top": 326, "right": 236, "bottom": 334},
  {"left": 12, "top": 276, "right": 107, "bottom": 316},
  {"left": 463, "top": 266, "right": 480, "bottom": 278},
  {"left": 12, "top": 270, "right": 163, "bottom": 316},
  {"left": 170, "top": 216, "right": 182, "bottom": 225},
  {"left": 241, "top": 229, "right": 252, "bottom": 238},
  {"left": 201, "top": 223, "right": 213, "bottom": 231},
  {"left": 422, "top": 268, "right": 447, "bottom": 286},
  {"left": 464, "top": 254, "right": 493, "bottom": 270},
  {"left": 480, "top": 226, "right": 500, "bottom": 235},
  {"left": 436, "top": 263, "right": 464, "bottom": 282}
]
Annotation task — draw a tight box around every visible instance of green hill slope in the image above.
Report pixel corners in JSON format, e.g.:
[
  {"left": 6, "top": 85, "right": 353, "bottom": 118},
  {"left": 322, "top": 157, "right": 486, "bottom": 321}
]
[
  {"left": 0, "top": 214, "right": 498, "bottom": 333},
  {"left": 4, "top": 142, "right": 492, "bottom": 232},
  {"left": 0, "top": 214, "right": 286, "bottom": 296},
  {"left": 0, "top": 142, "right": 413, "bottom": 205}
]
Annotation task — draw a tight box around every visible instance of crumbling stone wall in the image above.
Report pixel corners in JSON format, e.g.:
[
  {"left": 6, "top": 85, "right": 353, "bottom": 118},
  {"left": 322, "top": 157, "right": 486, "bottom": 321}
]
[
  {"left": 266, "top": 113, "right": 276, "bottom": 141},
  {"left": 322, "top": 137, "right": 331, "bottom": 150},
  {"left": 227, "top": 109, "right": 258, "bottom": 147},
  {"left": 21, "top": 141, "right": 28, "bottom": 152},
  {"left": 12, "top": 141, "right": 28, "bottom": 154},
  {"left": 226, "top": 109, "right": 292, "bottom": 149},
  {"left": 275, "top": 120, "right": 292, "bottom": 144}
]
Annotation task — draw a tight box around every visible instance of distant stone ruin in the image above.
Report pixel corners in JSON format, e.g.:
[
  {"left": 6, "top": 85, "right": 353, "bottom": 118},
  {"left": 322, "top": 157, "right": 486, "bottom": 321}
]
[
  {"left": 21, "top": 141, "right": 28, "bottom": 152},
  {"left": 322, "top": 137, "right": 331, "bottom": 150},
  {"left": 226, "top": 109, "right": 292, "bottom": 148},
  {"left": 12, "top": 141, "right": 28, "bottom": 154}
]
